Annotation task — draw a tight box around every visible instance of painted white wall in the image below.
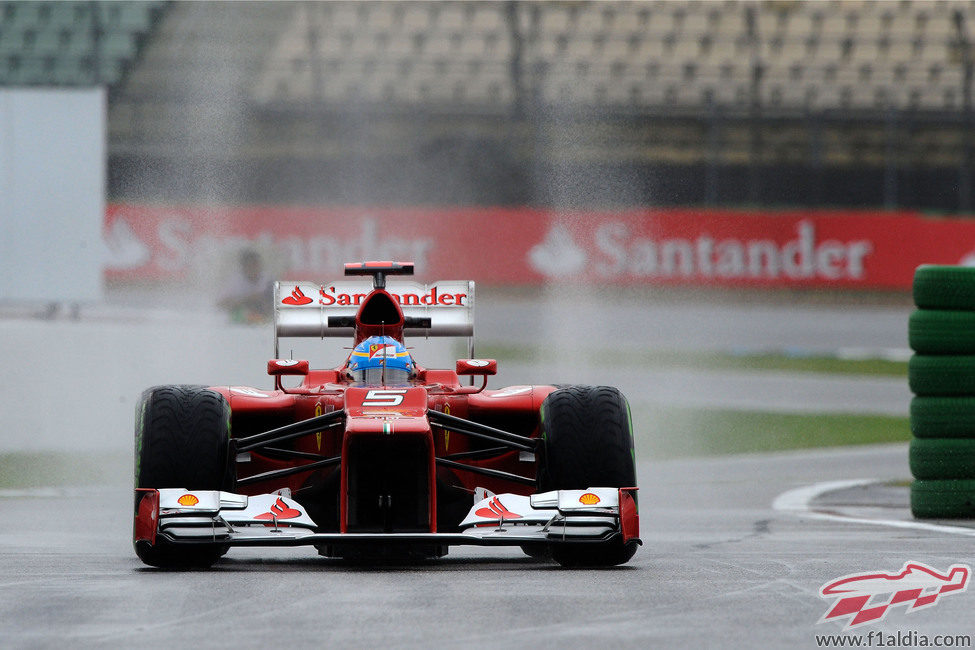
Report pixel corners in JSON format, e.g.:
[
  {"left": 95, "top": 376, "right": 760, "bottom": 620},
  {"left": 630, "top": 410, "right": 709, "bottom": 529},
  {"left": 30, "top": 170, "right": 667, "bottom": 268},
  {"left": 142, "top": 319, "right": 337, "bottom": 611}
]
[{"left": 0, "top": 88, "right": 105, "bottom": 303}]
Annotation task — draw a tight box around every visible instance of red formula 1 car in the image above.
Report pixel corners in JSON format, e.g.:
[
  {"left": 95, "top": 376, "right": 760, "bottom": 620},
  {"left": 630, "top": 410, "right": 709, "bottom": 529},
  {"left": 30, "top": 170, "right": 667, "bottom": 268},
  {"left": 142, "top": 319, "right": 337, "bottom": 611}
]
[{"left": 133, "top": 262, "right": 639, "bottom": 567}]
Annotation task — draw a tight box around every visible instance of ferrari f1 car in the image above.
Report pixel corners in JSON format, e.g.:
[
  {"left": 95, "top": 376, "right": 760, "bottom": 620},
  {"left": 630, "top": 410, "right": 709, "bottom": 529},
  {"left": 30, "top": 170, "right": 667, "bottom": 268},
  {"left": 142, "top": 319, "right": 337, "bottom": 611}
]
[{"left": 134, "top": 262, "right": 639, "bottom": 567}]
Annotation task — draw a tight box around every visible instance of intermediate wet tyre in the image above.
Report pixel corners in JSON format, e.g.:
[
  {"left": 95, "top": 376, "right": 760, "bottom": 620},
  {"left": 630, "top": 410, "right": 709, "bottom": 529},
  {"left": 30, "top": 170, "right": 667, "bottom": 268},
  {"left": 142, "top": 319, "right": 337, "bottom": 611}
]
[
  {"left": 911, "top": 479, "right": 975, "bottom": 519},
  {"left": 909, "top": 355, "right": 975, "bottom": 396},
  {"left": 913, "top": 265, "right": 975, "bottom": 311},
  {"left": 537, "top": 385, "right": 638, "bottom": 567},
  {"left": 908, "top": 310, "right": 975, "bottom": 355},
  {"left": 134, "top": 385, "right": 234, "bottom": 568},
  {"left": 909, "top": 438, "right": 975, "bottom": 480},
  {"left": 910, "top": 397, "right": 975, "bottom": 439}
]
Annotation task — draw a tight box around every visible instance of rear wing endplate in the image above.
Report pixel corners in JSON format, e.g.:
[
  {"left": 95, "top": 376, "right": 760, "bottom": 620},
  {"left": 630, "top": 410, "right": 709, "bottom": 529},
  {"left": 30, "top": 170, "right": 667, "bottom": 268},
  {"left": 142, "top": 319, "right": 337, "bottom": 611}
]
[{"left": 273, "top": 279, "right": 475, "bottom": 355}]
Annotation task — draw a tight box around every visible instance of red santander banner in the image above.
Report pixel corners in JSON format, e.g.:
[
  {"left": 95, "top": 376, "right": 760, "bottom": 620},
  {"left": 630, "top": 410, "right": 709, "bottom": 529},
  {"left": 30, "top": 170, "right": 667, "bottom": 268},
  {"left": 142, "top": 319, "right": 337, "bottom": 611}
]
[{"left": 104, "top": 204, "right": 975, "bottom": 289}]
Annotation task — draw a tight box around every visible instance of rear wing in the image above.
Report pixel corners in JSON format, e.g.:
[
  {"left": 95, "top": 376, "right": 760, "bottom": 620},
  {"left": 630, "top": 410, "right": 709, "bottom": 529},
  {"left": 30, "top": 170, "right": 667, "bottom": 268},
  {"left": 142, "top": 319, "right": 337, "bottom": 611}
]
[{"left": 273, "top": 279, "right": 475, "bottom": 356}]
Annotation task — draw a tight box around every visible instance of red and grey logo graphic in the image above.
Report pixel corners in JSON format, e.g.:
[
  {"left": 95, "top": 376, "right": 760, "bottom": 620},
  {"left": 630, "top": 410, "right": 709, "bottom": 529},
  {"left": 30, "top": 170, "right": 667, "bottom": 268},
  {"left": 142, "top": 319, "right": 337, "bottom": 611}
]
[
  {"left": 254, "top": 497, "right": 303, "bottom": 522},
  {"left": 475, "top": 497, "right": 522, "bottom": 521},
  {"left": 281, "top": 286, "right": 313, "bottom": 305},
  {"left": 819, "top": 562, "right": 970, "bottom": 629},
  {"left": 368, "top": 343, "right": 398, "bottom": 359}
]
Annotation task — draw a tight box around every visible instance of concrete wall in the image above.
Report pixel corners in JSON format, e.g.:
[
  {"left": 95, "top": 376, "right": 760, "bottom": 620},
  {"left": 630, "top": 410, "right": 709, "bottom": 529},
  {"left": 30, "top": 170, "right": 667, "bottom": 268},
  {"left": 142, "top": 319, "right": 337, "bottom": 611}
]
[{"left": 0, "top": 88, "right": 105, "bottom": 303}]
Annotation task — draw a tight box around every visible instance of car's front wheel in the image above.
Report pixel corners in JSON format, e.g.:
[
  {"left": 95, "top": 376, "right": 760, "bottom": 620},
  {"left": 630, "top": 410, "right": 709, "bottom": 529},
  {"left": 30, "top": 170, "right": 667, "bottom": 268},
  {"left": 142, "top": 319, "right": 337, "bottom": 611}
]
[
  {"left": 134, "top": 385, "right": 234, "bottom": 568},
  {"left": 537, "top": 385, "right": 639, "bottom": 567}
]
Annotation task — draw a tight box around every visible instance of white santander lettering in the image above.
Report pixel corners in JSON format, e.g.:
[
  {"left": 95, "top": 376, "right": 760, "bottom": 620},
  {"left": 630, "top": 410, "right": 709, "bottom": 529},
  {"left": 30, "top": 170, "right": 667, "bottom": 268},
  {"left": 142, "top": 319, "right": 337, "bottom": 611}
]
[
  {"left": 317, "top": 286, "right": 468, "bottom": 307},
  {"left": 589, "top": 220, "right": 872, "bottom": 281}
]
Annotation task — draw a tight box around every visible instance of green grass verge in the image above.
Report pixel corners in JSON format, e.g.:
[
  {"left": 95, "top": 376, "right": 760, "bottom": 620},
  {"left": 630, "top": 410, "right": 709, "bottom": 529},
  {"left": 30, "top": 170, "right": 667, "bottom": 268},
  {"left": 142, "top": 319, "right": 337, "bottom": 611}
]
[
  {"left": 0, "top": 411, "right": 910, "bottom": 487},
  {"left": 632, "top": 405, "right": 910, "bottom": 459},
  {"left": 0, "top": 451, "right": 130, "bottom": 489},
  {"left": 476, "top": 344, "right": 908, "bottom": 377}
]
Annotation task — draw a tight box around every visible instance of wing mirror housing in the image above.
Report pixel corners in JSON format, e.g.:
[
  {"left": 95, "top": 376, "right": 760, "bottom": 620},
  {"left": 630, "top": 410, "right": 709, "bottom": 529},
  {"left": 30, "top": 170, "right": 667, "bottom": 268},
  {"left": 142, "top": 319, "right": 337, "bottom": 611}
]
[
  {"left": 455, "top": 359, "right": 497, "bottom": 376},
  {"left": 267, "top": 359, "right": 310, "bottom": 376}
]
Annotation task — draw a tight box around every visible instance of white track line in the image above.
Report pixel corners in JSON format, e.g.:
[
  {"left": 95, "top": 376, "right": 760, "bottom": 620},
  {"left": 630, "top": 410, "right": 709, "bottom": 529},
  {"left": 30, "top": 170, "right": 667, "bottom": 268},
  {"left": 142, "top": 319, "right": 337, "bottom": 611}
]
[{"left": 772, "top": 479, "right": 975, "bottom": 538}]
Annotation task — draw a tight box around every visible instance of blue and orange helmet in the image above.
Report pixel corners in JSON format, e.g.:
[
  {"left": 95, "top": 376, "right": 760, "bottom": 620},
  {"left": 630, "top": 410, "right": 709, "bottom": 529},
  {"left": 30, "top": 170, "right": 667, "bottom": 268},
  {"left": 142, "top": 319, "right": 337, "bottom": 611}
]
[{"left": 347, "top": 336, "right": 414, "bottom": 385}]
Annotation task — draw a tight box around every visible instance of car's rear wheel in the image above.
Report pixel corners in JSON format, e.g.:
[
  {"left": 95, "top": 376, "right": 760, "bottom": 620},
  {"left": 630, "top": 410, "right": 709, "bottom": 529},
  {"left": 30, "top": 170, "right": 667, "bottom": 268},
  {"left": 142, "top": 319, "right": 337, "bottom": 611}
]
[
  {"left": 134, "top": 385, "right": 234, "bottom": 568},
  {"left": 537, "top": 385, "right": 638, "bottom": 567}
]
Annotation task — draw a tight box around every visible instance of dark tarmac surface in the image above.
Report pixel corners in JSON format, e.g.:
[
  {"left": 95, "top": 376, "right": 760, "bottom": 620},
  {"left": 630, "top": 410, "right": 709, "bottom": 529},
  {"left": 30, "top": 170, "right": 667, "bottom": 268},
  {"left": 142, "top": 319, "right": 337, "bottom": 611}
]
[
  {"left": 1, "top": 294, "right": 956, "bottom": 648},
  {"left": 2, "top": 444, "right": 973, "bottom": 649}
]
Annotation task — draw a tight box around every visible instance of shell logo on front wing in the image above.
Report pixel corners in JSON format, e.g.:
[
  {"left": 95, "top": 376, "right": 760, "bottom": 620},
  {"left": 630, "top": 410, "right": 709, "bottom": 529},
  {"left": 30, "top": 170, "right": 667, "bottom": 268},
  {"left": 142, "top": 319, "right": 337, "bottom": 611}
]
[
  {"left": 579, "top": 493, "right": 601, "bottom": 505},
  {"left": 177, "top": 494, "right": 199, "bottom": 506}
]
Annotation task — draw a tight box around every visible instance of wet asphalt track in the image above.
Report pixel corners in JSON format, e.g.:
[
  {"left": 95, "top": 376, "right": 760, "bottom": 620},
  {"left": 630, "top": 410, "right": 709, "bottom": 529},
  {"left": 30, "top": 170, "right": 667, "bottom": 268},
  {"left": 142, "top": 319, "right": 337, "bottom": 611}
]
[
  {"left": 5, "top": 297, "right": 971, "bottom": 648},
  {"left": 3, "top": 445, "right": 974, "bottom": 649}
]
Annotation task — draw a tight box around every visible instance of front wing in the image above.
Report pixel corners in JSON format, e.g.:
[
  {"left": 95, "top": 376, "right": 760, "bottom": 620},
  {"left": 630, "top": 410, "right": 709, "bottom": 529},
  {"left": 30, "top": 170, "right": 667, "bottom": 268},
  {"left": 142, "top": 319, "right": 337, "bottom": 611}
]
[{"left": 134, "top": 487, "right": 640, "bottom": 551}]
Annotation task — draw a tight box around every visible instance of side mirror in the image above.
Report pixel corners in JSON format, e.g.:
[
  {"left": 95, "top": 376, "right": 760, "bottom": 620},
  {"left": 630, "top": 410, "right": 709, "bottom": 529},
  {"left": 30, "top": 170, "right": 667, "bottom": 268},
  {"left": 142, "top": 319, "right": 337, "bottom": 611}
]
[
  {"left": 267, "top": 359, "right": 310, "bottom": 376},
  {"left": 456, "top": 359, "right": 497, "bottom": 376}
]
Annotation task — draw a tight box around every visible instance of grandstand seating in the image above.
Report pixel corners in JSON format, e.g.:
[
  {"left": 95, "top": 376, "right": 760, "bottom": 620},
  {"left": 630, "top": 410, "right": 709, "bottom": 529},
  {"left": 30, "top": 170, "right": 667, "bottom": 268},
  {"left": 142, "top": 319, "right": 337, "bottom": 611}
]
[
  {"left": 6, "top": 2, "right": 974, "bottom": 119},
  {"left": 0, "top": 1, "right": 163, "bottom": 86},
  {"left": 247, "top": 1, "right": 975, "bottom": 114},
  {"left": 0, "top": 0, "right": 948, "bottom": 209}
]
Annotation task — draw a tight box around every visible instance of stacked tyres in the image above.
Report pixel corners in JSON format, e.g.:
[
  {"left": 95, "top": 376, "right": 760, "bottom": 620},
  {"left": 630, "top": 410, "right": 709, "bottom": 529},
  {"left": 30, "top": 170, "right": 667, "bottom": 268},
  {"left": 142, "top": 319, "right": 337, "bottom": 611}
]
[{"left": 909, "top": 265, "right": 975, "bottom": 519}]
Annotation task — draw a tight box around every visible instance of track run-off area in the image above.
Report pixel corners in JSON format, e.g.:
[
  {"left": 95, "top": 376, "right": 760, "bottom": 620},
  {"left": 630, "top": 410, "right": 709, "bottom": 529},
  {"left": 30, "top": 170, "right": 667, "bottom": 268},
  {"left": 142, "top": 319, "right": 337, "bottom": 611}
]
[
  {"left": 2, "top": 446, "right": 974, "bottom": 649},
  {"left": 2, "top": 294, "right": 973, "bottom": 648}
]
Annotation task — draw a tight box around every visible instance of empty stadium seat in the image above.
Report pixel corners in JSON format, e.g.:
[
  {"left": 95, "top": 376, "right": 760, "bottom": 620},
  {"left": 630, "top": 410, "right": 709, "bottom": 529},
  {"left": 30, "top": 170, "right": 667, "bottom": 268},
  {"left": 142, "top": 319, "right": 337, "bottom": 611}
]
[
  {"left": 94, "top": 0, "right": 975, "bottom": 196},
  {"left": 0, "top": 0, "right": 162, "bottom": 86}
]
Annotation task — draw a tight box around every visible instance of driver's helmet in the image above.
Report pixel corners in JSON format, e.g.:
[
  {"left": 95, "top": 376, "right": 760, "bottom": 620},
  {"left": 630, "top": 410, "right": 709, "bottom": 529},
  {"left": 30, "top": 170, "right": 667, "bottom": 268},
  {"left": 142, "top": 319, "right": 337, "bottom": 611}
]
[{"left": 347, "top": 335, "right": 414, "bottom": 385}]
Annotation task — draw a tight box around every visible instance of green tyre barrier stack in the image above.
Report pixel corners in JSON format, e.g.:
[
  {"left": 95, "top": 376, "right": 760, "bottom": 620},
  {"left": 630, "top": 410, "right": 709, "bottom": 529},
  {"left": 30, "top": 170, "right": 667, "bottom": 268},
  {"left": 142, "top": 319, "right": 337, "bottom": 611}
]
[
  {"left": 913, "top": 264, "right": 975, "bottom": 310},
  {"left": 910, "top": 397, "right": 975, "bottom": 437},
  {"left": 908, "top": 310, "right": 975, "bottom": 354},
  {"left": 911, "top": 480, "right": 975, "bottom": 519},
  {"left": 909, "top": 265, "right": 975, "bottom": 519},
  {"left": 909, "top": 356, "right": 975, "bottom": 395},
  {"left": 909, "top": 438, "right": 975, "bottom": 479}
]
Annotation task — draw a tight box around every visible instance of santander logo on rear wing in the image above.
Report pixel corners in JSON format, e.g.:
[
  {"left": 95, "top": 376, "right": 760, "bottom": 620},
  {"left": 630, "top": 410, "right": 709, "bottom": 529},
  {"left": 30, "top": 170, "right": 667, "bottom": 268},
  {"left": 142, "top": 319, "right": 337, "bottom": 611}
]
[{"left": 274, "top": 279, "right": 475, "bottom": 339}]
